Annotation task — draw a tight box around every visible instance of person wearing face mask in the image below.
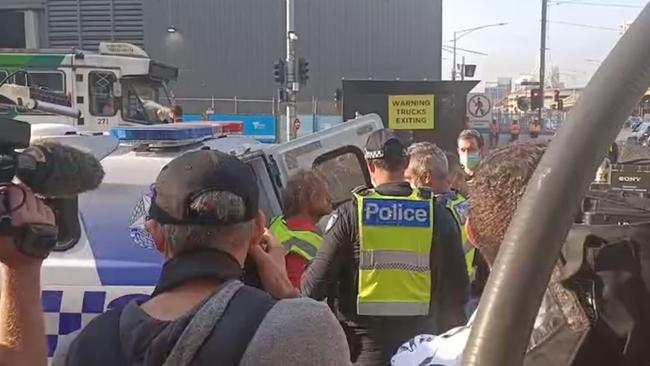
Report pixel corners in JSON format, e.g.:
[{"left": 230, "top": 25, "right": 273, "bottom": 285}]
[
  {"left": 300, "top": 129, "right": 468, "bottom": 365},
  {"left": 457, "top": 129, "right": 484, "bottom": 180}
]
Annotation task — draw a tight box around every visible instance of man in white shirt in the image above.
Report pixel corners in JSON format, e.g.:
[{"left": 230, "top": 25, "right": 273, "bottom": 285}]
[{"left": 392, "top": 141, "right": 548, "bottom": 366}]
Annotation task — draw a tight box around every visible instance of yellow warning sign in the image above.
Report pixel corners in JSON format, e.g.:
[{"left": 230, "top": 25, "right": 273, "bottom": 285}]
[{"left": 388, "top": 94, "right": 435, "bottom": 130}]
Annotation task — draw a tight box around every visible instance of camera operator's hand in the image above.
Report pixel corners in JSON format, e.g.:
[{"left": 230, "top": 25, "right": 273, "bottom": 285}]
[
  {"left": 248, "top": 229, "right": 298, "bottom": 299},
  {"left": 0, "top": 185, "right": 50, "bottom": 366},
  {"left": 0, "top": 185, "right": 55, "bottom": 269}
]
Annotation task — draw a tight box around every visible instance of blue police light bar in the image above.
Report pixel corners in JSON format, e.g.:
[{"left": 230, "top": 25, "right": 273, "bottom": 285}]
[{"left": 110, "top": 125, "right": 214, "bottom": 141}]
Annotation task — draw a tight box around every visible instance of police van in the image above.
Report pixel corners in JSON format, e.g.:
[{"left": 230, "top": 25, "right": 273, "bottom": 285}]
[
  {"left": 0, "top": 42, "right": 178, "bottom": 132},
  {"left": 35, "top": 113, "right": 382, "bottom": 359}
]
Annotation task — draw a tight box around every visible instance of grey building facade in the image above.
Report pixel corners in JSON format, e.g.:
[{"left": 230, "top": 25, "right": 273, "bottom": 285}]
[{"left": 0, "top": 0, "right": 442, "bottom": 112}]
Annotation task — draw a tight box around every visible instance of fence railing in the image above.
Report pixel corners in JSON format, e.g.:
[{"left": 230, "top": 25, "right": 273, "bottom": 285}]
[{"left": 174, "top": 96, "right": 342, "bottom": 118}]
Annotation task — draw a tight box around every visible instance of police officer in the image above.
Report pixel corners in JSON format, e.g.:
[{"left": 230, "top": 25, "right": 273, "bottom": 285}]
[{"left": 301, "top": 129, "right": 469, "bottom": 365}]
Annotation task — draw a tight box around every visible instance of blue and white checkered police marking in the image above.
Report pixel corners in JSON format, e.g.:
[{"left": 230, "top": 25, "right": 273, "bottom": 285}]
[
  {"left": 362, "top": 198, "right": 431, "bottom": 227},
  {"left": 43, "top": 288, "right": 151, "bottom": 358}
]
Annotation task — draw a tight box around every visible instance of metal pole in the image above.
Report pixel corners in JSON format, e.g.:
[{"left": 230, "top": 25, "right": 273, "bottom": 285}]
[
  {"left": 285, "top": 0, "right": 298, "bottom": 141},
  {"left": 312, "top": 96, "right": 318, "bottom": 133},
  {"left": 539, "top": 0, "right": 548, "bottom": 122},
  {"left": 452, "top": 32, "right": 457, "bottom": 81},
  {"left": 461, "top": 56, "right": 466, "bottom": 81},
  {"left": 461, "top": 3, "right": 650, "bottom": 365}
]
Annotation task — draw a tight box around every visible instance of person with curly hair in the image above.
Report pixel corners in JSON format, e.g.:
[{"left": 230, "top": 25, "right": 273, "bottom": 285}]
[{"left": 269, "top": 170, "right": 332, "bottom": 288}]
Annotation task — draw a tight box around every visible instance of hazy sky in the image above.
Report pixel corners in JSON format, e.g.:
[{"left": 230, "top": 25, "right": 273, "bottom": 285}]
[{"left": 442, "top": 0, "right": 646, "bottom": 89}]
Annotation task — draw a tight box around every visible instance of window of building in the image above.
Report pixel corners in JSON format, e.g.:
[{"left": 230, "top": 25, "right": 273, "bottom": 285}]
[
  {"left": 0, "top": 11, "right": 25, "bottom": 48},
  {"left": 89, "top": 71, "right": 117, "bottom": 116},
  {"left": 314, "top": 147, "right": 370, "bottom": 207}
]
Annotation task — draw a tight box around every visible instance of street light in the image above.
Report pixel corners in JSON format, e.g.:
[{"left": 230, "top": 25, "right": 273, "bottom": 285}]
[{"left": 451, "top": 22, "right": 508, "bottom": 80}]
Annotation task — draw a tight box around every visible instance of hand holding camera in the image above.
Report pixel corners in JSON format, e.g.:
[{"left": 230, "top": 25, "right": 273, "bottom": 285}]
[
  {"left": 1, "top": 119, "right": 104, "bottom": 259},
  {"left": 0, "top": 185, "right": 56, "bottom": 268}
]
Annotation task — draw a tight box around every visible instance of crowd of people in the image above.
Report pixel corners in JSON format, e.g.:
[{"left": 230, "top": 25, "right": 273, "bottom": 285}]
[{"left": 1, "top": 124, "right": 647, "bottom": 366}]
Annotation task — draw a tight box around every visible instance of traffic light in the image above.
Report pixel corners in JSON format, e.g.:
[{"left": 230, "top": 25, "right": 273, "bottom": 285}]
[
  {"left": 334, "top": 88, "right": 342, "bottom": 103},
  {"left": 273, "top": 58, "right": 286, "bottom": 84},
  {"left": 464, "top": 64, "right": 477, "bottom": 78},
  {"left": 530, "top": 88, "right": 543, "bottom": 110},
  {"left": 298, "top": 57, "right": 309, "bottom": 85},
  {"left": 516, "top": 96, "right": 529, "bottom": 111},
  {"left": 277, "top": 88, "right": 287, "bottom": 103},
  {"left": 558, "top": 99, "right": 564, "bottom": 111},
  {"left": 554, "top": 90, "right": 560, "bottom": 102}
]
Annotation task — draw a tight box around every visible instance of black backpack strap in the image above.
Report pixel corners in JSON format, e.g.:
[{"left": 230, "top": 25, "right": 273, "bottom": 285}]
[
  {"left": 64, "top": 307, "right": 126, "bottom": 366},
  {"left": 191, "top": 285, "right": 277, "bottom": 365}
]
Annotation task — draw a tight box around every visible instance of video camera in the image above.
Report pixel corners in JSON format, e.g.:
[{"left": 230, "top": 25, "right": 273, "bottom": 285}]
[
  {"left": 1, "top": 118, "right": 104, "bottom": 257},
  {"left": 0, "top": 119, "right": 59, "bottom": 257},
  {"left": 579, "top": 143, "right": 650, "bottom": 225}
]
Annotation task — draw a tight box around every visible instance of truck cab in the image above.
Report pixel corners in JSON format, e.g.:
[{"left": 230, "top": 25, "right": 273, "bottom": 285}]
[
  {"left": 0, "top": 42, "right": 177, "bottom": 132},
  {"left": 35, "top": 114, "right": 383, "bottom": 359}
]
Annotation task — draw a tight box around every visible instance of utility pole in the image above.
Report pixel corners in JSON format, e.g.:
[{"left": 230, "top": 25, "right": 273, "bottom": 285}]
[
  {"left": 539, "top": 0, "right": 548, "bottom": 122},
  {"left": 452, "top": 31, "right": 458, "bottom": 81},
  {"left": 285, "top": 0, "right": 298, "bottom": 141},
  {"left": 461, "top": 56, "right": 466, "bottom": 81}
]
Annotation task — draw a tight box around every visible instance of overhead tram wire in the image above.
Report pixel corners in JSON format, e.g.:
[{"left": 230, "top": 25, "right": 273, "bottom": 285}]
[
  {"left": 551, "top": 1, "right": 644, "bottom": 9},
  {"left": 547, "top": 20, "right": 622, "bottom": 31},
  {"left": 441, "top": 45, "right": 488, "bottom": 56}
]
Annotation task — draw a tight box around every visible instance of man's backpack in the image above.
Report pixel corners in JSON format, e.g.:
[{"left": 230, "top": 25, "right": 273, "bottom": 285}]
[{"left": 65, "top": 281, "right": 277, "bottom": 366}]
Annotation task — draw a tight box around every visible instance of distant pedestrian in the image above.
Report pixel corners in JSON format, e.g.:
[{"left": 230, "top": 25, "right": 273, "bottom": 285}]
[
  {"left": 529, "top": 119, "right": 542, "bottom": 139},
  {"left": 509, "top": 120, "right": 521, "bottom": 142},
  {"left": 489, "top": 119, "right": 500, "bottom": 148}
]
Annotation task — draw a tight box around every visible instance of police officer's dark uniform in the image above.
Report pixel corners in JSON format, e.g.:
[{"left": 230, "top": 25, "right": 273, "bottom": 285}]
[{"left": 301, "top": 130, "right": 469, "bottom": 365}]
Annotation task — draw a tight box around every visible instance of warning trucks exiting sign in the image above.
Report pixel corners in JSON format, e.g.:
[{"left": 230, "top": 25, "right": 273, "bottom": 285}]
[{"left": 388, "top": 94, "right": 435, "bottom": 130}]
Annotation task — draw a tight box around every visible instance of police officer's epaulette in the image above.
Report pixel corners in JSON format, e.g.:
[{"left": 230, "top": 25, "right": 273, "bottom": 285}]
[
  {"left": 417, "top": 187, "right": 433, "bottom": 200},
  {"left": 351, "top": 185, "right": 372, "bottom": 196}
]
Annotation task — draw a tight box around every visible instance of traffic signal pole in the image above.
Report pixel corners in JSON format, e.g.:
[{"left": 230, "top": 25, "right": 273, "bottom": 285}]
[
  {"left": 452, "top": 32, "right": 457, "bottom": 81},
  {"left": 285, "top": 0, "right": 298, "bottom": 141},
  {"left": 539, "top": 0, "right": 548, "bottom": 122}
]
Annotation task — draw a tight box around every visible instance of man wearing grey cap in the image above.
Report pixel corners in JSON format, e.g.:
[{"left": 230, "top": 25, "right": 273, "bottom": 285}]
[{"left": 301, "top": 129, "right": 469, "bottom": 365}]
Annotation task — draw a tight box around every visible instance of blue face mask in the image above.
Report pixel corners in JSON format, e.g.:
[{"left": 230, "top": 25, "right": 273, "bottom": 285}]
[{"left": 460, "top": 151, "right": 481, "bottom": 170}]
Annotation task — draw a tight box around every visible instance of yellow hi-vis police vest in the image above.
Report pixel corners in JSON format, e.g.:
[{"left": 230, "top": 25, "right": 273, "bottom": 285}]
[
  {"left": 442, "top": 193, "right": 476, "bottom": 279},
  {"left": 269, "top": 216, "right": 322, "bottom": 262},
  {"left": 354, "top": 188, "right": 434, "bottom": 316}
]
